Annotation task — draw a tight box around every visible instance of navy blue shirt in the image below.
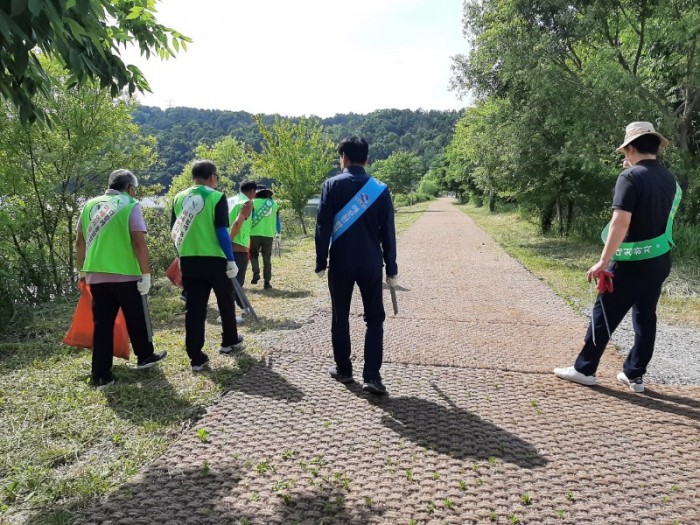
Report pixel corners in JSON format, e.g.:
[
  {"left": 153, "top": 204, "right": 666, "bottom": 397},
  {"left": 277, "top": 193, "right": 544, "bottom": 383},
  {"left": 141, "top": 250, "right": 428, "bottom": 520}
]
[
  {"left": 612, "top": 159, "right": 676, "bottom": 243},
  {"left": 315, "top": 166, "right": 398, "bottom": 276}
]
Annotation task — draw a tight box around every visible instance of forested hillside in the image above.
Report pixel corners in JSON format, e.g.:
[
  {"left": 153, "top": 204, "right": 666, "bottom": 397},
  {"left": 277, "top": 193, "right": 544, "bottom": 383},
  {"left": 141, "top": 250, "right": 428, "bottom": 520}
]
[{"left": 132, "top": 106, "right": 461, "bottom": 185}]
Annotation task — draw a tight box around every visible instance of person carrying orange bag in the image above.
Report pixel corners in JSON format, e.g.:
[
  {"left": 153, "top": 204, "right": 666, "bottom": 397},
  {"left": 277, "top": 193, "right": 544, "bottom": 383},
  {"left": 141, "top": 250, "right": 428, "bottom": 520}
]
[
  {"left": 76, "top": 169, "right": 167, "bottom": 389},
  {"left": 63, "top": 281, "right": 131, "bottom": 360}
]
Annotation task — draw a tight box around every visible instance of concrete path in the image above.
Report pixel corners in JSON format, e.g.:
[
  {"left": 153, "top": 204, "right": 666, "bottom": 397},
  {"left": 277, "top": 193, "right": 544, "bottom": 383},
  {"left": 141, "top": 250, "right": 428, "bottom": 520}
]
[{"left": 78, "top": 199, "right": 700, "bottom": 525}]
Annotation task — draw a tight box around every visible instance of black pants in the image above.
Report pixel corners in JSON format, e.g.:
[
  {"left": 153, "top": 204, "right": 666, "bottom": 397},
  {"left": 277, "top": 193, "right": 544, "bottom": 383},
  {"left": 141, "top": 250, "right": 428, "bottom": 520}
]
[
  {"left": 182, "top": 272, "right": 238, "bottom": 365},
  {"left": 329, "top": 266, "right": 386, "bottom": 381},
  {"left": 574, "top": 255, "right": 671, "bottom": 379},
  {"left": 233, "top": 251, "right": 249, "bottom": 308},
  {"left": 250, "top": 236, "right": 273, "bottom": 283},
  {"left": 91, "top": 281, "right": 155, "bottom": 382}
]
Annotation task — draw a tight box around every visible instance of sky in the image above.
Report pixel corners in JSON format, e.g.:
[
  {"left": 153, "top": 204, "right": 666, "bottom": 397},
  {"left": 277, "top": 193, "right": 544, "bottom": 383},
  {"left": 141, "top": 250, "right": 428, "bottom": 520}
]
[{"left": 120, "top": 0, "right": 470, "bottom": 117}]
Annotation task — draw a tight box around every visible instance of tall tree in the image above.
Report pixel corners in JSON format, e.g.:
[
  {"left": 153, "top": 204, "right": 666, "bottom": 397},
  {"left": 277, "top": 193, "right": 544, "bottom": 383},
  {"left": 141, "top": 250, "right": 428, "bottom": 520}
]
[
  {"left": 253, "top": 116, "right": 336, "bottom": 235},
  {"left": 166, "top": 136, "right": 248, "bottom": 204},
  {"left": 0, "top": 0, "right": 190, "bottom": 123},
  {"left": 371, "top": 151, "right": 425, "bottom": 196}
]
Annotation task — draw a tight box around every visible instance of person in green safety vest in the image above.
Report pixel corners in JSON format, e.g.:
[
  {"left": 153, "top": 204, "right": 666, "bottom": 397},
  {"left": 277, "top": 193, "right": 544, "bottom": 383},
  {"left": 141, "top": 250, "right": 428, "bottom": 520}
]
[
  {"left": 227, "top": 179, "right": 258, "bottom": 319},
  {"left": 555, "top": 122, "right": 680, "bottom": 393},
  {"left": 76, "top": 169, "right": 167, "bottom": 388},
  {"left": 249, "top": 185, "right": 281, "bottom": 290},
  {"left": 171, "top": 160, "right": 244, "bottom": 371}
]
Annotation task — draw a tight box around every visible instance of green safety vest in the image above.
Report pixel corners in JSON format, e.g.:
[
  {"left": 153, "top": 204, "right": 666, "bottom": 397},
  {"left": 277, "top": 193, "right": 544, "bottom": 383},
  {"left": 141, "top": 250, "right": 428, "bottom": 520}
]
[
  {"left": 172, "top": 185, "right": 225, "bottom": 258},
  {"left": 81, "top": 193, "right": 141, "bottom": 275},
  {"left": 228, "top": 193, "right": 251, "bottom": 248},
  {"left": 602, "top": 183, "right": 682, "bottom": 262},
  {"left": 250, "top": 198, "right": 278, "bottom": 237}
]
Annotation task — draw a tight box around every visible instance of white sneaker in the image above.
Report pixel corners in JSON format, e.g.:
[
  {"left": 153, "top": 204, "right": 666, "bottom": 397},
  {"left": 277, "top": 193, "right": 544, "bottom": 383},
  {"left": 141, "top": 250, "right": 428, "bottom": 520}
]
[
  {"left": 553, "top": 366, "right": 596, "bottom": 386},
  {"left": 617, "top": 372, "right": 644, "bottom": 393}
]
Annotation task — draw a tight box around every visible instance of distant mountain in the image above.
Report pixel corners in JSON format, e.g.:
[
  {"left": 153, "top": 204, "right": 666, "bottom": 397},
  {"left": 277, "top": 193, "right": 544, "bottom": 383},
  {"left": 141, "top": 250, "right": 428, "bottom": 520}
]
[{"left": 132, "top": 106, "right": 463, "bottom": 186}]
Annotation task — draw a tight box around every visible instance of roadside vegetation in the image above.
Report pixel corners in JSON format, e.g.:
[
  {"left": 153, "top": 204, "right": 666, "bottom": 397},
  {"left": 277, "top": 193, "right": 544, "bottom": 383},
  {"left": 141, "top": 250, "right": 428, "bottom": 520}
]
[{"left": 458, "top": 202, "right": 700, "bottom": 329}]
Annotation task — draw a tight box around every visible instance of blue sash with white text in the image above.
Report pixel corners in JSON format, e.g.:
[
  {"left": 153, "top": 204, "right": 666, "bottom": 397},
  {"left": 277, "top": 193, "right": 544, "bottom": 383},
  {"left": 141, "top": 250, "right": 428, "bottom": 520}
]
[{"left": 331, "top": 177, "right": 387, "bottom": 244}]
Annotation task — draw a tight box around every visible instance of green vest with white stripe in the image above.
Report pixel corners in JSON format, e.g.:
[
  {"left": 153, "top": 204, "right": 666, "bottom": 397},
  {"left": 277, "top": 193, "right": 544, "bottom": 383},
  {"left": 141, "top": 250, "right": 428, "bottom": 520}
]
[
  {"left": 81, "top": 193, "right": 141, "bottom": 275},
  {"left": 228, "top": 194, "right": 251, "bottom": 248},
  {"left": 250, "top": 198, "right": 278, "bottom": 237},
  {"left": 172, "top": 185, "right": 225, "bottom": 258}
]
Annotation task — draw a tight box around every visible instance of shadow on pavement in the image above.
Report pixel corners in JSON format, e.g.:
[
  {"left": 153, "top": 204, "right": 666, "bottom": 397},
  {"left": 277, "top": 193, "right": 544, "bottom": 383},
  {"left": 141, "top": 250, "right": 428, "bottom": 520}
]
[
  {"left": 595, "top": 385, "right": 700, "bottom": 422},
  {"left": 346, "top": 383, "right": 547, "bottom": 468},
  {"left": 37, "top": 464, "right": 246, "bottom": 525},
  {"left": 262, "top": 489, "right": 385, "bottom": 524},
  {"left": 42, "top": 465, "right": 382, "bottom": 525},
  {"left": 209, "top": 356, "right": 305, "bottom": 403}
]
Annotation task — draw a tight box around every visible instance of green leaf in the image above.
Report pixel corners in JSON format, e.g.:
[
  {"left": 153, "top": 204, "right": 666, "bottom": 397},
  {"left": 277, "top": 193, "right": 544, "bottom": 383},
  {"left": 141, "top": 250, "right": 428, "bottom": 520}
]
[
  {"left": 10, "top": 0, "right": 25, "bottom": 17},
  {"left": 126, "top": 7, "right": 144, "bottom": 20},
  {"left": 66, "top": 18, "right": 86, "bottom": 39},
  {"left": 27, "top": 0, "right": 42, "bottom": 16}
]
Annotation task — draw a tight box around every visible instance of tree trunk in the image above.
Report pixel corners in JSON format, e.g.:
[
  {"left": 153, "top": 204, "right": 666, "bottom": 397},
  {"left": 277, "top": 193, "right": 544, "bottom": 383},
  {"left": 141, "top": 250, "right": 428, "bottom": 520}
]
[
  {"left": 298, "top": 211, "right": 307, "bottom": 236},
  {"left": 565, "top": 198, "right": 575, "bottom": 237},
  {"left": 556, "top": 198, "right": 564, "bottom": 237},
  {"left": 488, "top": 191, "right": 496, "bottom": 212},
  {"left": 540, "top": 201, "right": 555, "bottom": 234}
]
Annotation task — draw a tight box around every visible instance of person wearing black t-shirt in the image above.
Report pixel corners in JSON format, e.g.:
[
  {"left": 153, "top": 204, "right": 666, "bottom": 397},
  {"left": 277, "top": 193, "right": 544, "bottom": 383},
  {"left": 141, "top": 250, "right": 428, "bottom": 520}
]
[{"left": 555, "top": 122, "right": 680, "bottom": 393}]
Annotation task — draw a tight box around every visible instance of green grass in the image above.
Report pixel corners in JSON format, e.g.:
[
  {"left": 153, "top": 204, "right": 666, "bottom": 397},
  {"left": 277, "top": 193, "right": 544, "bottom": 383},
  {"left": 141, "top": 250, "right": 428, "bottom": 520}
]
[
  {"left": 0, "top": 202, "right": 428, "bottom": 525},
  {"left": 457, "top": 202, "right": 700, "bottom": 328}
]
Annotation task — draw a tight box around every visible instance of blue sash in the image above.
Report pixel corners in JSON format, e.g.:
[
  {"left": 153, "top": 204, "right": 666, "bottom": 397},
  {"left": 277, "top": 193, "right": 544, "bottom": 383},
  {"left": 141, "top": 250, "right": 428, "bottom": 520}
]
[{"left": 331, "top": 177, "right": 387, "bottom": 244}]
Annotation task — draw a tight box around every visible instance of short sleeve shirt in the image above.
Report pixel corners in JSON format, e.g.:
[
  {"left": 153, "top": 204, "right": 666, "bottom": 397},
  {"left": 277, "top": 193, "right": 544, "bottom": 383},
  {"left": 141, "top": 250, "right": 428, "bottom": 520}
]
[
  {"left": 86, "top": 192, "right": 147, "bottom": 284},
  {"left": 611, "top": 159, "right": 676, "bottom": 243}
]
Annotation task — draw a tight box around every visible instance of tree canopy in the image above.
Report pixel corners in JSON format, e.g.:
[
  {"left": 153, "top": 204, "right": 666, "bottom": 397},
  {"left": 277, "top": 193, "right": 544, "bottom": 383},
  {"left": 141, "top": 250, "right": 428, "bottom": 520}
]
[
  {"left": 253, "top": 116, "right": 336, "bottom": 234},
  {"left": 371, "top": 151, "right": 425, "bottom": 196},
  {"left": 442, "top": 0, "right": 700, "bottom": 233},
  {"left": 132, "top": 106, "right": 461, "bottom": 187},
  {"left": 0, "top": 0, "right": 190, "bottom": 123},
  {"left": 0, "top": 58, "right": 156, "bottom": 328}
]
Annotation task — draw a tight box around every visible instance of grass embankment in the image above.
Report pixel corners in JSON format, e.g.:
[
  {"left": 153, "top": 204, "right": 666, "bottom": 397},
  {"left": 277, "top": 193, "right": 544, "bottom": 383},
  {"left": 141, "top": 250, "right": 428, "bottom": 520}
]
[
  {"left": 0, "top": 202, "right": 428, "bottom": 525},
  {"left": 456, "top": 202, "right": 700, "bottom": 328}
]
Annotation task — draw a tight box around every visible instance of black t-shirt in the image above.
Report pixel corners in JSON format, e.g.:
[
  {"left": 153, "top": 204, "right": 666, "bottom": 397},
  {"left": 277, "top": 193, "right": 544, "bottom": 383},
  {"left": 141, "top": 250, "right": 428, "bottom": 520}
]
[
  {"left": 611, "top": 159, "right": 676, "bottom": 243},
  {"left": 170, "top": 193, "right": 230, "bottom": 276}
]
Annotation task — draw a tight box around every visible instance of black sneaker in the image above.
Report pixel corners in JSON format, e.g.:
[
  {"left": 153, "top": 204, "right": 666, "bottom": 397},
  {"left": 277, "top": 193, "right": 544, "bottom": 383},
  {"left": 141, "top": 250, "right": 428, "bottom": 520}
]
[
  {"left": 264, "top": 281, "right": 272, "bottom": 290},
  {"left": 251, "top": 275, "right": 260, "bottom": 284},
  {"left": 362, "top": 379, "right": 387, "bottom": 395},
  {"left": 136, "top": 350, "right": 168, "bottom": 369},
  {"left": 191, "top": 355, "right": 210, "bottom": 372},
  {"left": 219, "top": 335, "right": 244, "bottom": 354},
  {"left": 91, "top": 377, "right": 115, "bottom": 390},
  {"left": 328, "top": 366, "right": 354, "bottom": 384}
]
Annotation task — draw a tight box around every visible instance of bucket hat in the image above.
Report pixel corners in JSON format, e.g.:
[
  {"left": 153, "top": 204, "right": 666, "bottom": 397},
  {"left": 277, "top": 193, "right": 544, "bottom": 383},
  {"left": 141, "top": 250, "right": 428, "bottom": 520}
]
[{"left": 616, "top": 121, "right": 669, "bottom": 152}]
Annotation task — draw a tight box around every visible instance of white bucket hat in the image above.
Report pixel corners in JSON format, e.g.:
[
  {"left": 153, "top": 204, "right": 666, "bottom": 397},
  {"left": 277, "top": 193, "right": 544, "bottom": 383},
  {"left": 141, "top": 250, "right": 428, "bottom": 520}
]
[{"left": 616, "top": 121, "right": 669, "bottom": 152}]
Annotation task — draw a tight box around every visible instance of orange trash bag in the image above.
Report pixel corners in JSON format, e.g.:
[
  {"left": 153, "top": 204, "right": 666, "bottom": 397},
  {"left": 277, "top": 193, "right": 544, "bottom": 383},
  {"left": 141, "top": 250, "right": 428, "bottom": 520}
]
[
  {"left": 63, "top": 282, "right": 131, "bottom": 360},
  {"left": 165, "top": 258, "right": 182, "bottom": 288}
]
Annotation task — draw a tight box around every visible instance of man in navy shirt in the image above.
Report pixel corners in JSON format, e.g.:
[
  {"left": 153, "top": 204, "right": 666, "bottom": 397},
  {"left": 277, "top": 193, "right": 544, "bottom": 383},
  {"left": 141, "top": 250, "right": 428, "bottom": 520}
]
[
  {"left": 315, "top": 137, "right": 398, "bottom": 395},
  {"left": 555, "top": 122, "right": 679, "bottom": 393}
]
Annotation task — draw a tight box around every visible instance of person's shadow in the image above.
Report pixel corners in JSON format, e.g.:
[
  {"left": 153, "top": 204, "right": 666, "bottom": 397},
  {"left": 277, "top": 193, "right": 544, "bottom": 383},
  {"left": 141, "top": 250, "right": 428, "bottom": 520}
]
[
  {"left": 102, "top": 366, "right": 205, "bottom": 425},
  {"left": 207, "top": 354, "right": 305, "bottom": 403},
  {"left": 346, "top": 382, "right": 547, "bottom": 469},
  {"left": 594, "top": 385, "right": 700, "bottom": 423}
]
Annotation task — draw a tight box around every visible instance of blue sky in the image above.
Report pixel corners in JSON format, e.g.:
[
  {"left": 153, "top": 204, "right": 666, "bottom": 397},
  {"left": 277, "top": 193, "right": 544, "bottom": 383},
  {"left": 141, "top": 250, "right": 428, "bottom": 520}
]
[{"left": 121, "top": 0, "right": 470, "bottom": 116}]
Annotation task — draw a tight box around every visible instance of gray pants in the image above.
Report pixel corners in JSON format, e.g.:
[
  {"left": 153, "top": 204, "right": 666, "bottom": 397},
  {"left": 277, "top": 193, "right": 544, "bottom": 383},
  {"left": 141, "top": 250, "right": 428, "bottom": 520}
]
[{"left": 250, "top": 236, "right": 273, "bottom": 284}]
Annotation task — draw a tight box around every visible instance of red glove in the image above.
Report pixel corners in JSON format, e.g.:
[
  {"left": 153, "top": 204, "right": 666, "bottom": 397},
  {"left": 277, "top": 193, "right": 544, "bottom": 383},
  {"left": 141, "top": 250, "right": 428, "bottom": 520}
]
[{"left": 596, "top": 270, "right": 614, "bottom": 294}]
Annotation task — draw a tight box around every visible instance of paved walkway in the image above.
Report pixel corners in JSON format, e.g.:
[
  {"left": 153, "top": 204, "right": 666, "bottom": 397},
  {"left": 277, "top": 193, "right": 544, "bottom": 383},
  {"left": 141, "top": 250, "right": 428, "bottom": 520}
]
[{"left": 79, "top": 199, "right": 700, "bottom": 525}]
